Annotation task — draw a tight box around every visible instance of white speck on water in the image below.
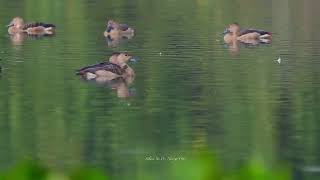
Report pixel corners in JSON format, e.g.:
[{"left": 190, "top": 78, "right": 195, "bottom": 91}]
[
  {"left": 159, "top": 52, "right": 162, "bottom": 56},
  {"left": 276, "top": 57, "right": 281, "bottom": 64}
]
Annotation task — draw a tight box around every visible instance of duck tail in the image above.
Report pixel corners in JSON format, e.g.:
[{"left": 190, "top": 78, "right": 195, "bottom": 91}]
[
  {"left": 76, "top": 70, "right": 97, "bottom": 80},
  {"left": 260, "top": 33, "right": 272, "bottom": 39},
  {"left": 44, "top": 27, "right": 55, "bottom": 34},
  {"left": 45, "top": 27, "right": 54, "bottom": 31},
  {"left": 260, "top": 38, "right": 271, "bottom": 43},
  {"left": 76, "top": 70, "right": 85, "bottom": 75},
  {"left": 129, "top": 28, "right": 134, "bottom": 34},
  {"left": 85, "top": 72, "right": 97, "bottom": 80}
]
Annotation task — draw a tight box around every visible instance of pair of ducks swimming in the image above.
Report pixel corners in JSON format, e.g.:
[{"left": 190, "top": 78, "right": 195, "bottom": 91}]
[
  {"left": 77, "top": 21, "right": 136, "bottom": 81},
  {"left": 7, "top": 17, "right": 134, "bottom": 38},
  {"left": 83, "top": 23, "right": 271, "bottom": 79}
]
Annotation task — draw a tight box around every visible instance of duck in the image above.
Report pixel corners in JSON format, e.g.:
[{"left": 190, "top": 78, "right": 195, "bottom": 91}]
[
  {"left": 76, "top": 52, "right": 136, "bottom": 81},
  {"left": 104, "top": 20, "right": 134, "bottom": 38},
  {"left": 223, "top": 23, "right": 271, "bottom": 44},
  {"left": 7, "top": 17, "right": 56, "bottom": 35}
]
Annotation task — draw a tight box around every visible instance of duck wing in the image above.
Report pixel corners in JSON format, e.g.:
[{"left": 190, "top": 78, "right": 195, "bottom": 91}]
[
  {"left": 239, "top": 29, "right": 270, "bottom": 36},
  {"left": 76, "top": 62, "right": 124, "bottom": 75},
  {"left": 119, "top": 24, "right": 130, "bottom": 31},
  {"left": 23, "top": 22, "right": 56, "bottom": 30}
]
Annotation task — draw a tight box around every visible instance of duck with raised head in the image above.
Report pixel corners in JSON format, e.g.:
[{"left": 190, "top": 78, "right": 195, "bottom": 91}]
[
  {"left": 104, "top": 20, "right": 134, "bottom": 38},
  {"left": 76, "top": 52, "right": 136, "bottom": 81},
  {"left": 223, "top": 23, "right": 272, "bottom": 44},
  {"left": 7, "top": 17, "right": 56, "bottom": 35}
]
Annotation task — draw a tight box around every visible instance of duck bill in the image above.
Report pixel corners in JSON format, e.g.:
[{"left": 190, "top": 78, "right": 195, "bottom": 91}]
[
  {"left": 6, "top": 23, "right": 13, "bottom": 27},
  {"left": 129, "top": 57, "right": 139, "bottom": 63},
  {"left": 106, "top": 26, "right": 113, "bottom": 33},
  {"left": 223, "top": 29, "right": 231, "bottom": 35}
]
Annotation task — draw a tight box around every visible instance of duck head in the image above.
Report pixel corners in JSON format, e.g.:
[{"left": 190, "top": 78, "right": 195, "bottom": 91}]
[
  {"left": 7, "top": 17, "right": 24, "bottom": 29},
  {"left": 223, "top": 23, "right": 241, "bottom": 36},
  {"left": 109, "top": 52, "right": 137, "bottom": 66},
  {"left": 106, "top": 20, "right": 116, "bottom": 32},
  {"left": 107, "top": 20, "right": 118, "bottom": 28}
]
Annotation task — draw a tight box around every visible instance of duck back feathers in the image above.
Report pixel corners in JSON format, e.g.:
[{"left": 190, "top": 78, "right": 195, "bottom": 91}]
[
  {"left": 239, "top": 29, "right": 271, "bottom": 36},
  {"left": 23, "top": 22, "right": 56, "bottom": 30},
  {"left": 76, "top": 62, "right": 125, "bottom": 76},
  {"left": 118, "top": 24, "right": 130, "bottom": 31}
]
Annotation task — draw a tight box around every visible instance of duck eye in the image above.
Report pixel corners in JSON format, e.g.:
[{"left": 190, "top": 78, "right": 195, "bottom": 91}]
[{"left": 125, "top": 54, "right": 128, "bottom": 56}]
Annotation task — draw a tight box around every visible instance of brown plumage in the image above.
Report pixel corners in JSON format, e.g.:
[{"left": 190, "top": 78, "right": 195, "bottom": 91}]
[
  {"left": 76, "top": 62, "right": 125, "bottom": 76},
  {"left": 76, "top": 52, "right": 136, "bottom": 80},
  {"left": 104, "top": 20, "right": 134, "bottom": 38},
  {"left": 22, "top": 22, "right": 56, "bottom": 30},
  {"left": 7, "top": 17, "right": 56, "bottom": 35},
  {"left": 223, "top": 23, "right": 271, "bottom": 44}
]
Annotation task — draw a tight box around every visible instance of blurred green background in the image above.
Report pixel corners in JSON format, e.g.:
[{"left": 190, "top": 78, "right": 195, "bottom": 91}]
[{"left": 0, "top": 0, "right": 320, "bottom": 179}]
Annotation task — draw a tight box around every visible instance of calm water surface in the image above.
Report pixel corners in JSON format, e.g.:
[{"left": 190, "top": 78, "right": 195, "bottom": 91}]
[{"left": 0, "top": 0, "right": 320, "bottom": 179}]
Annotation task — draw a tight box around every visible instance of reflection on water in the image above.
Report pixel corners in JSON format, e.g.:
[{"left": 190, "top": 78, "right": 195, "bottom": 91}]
[
  {"left": 0, "top": 0, "right": 320, "bottom": 180},
  {"left": 9, "top": 33, "right": 26, "bottom": 46},
  {"left": 105, "top": 35, "right": 134, "bottom": 48},
  {"left": 223, "top": 40, "right": 271, "bottom": 56},
  {"left": 9, "top": 33, "right": 56, "bottom": 46},
  {"left": 80, "top": 76, "right": 135, "bottom": 98}
]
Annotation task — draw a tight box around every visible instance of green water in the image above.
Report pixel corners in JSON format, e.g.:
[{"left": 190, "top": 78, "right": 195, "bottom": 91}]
[{"left": 0, "top": 0, "right": 320, "bottom": 179}]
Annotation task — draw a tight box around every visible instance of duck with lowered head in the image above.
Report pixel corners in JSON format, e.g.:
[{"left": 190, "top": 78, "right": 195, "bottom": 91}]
[{"left": 7, "top": 17, "right": 56, "bottom": 35}]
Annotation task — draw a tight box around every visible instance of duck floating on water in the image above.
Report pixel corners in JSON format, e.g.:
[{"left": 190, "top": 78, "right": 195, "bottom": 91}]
[
  {"left": 104, "top": 20, "right": 134, "bottom": 39},
  {"left": 223, "top": 23, "right": 272, "bottom": 44},
  {"left": 7, "top": 17, "right": 56, "bottom": 35},
  {"left": 76, "top": 52, "right": 136, "bottom": 81}
]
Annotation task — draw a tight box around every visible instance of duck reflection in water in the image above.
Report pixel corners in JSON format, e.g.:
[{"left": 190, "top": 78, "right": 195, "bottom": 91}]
[
  {"left": 9, "top": 33, "right": 26, "bottom": 46},
  {"left": 83, "top": 76, "right": 135, "bottom": 98},
  {"left": 9, "top": 33, "right": 55, "bottom": 46},
  {"left": 105, "top": 34, "right": 133, "bottom": 47}
]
